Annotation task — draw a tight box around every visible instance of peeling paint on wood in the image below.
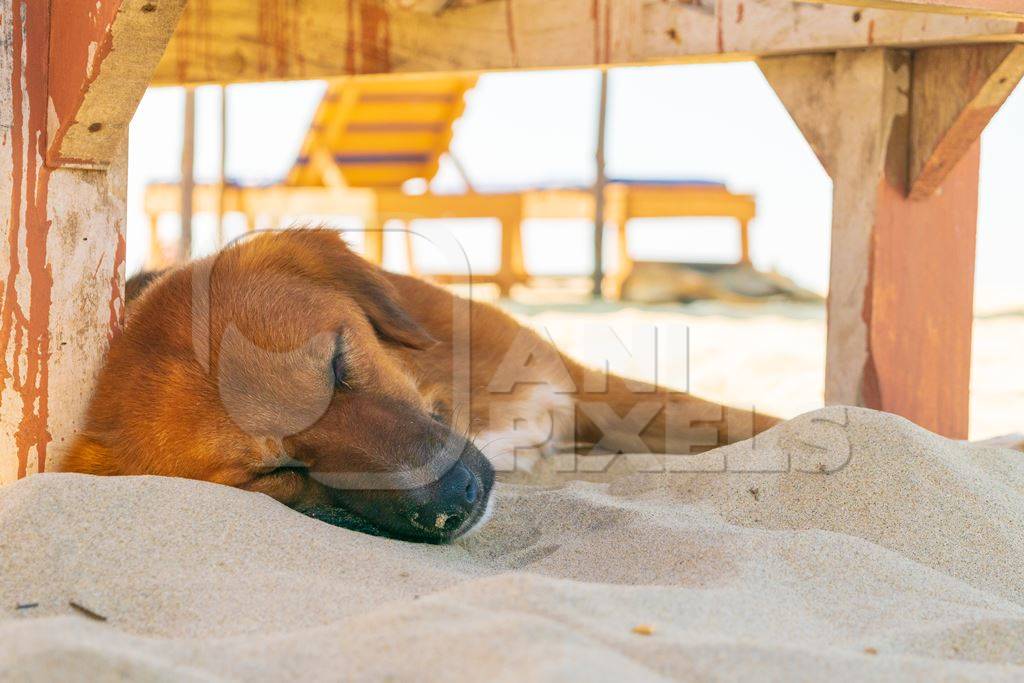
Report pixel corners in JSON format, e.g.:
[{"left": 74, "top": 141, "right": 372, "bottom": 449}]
[
  {"left": 4, "top": 0, "right": 55, "bottom": 480},
  {"left": 1, "top": 0, "right": 129, "bottom": 484},
  {"left": 47, "top": 0, "right": 187, "bottom": 169},
  {"left": 152, "top": 0, "right": 1024, "bottom": 85},
  {"left": 760, "top": 49, "right": 980, "bottom": 439}
]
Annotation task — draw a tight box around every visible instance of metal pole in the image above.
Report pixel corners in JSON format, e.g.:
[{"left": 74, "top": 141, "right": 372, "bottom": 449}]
[
  {"left": 179, "top": 86, "right": 196, "bottom": 262},
  {"left": 592, "top": 68, "right": 609, "bottom": 298}
]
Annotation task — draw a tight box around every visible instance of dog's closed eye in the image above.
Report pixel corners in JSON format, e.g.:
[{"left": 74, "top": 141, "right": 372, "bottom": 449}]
[{"left": 332, "top": 351, "right": 349, "bottom": 389}]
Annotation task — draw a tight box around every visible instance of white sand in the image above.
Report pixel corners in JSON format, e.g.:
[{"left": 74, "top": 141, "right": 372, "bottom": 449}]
[
  {"left": 3, "top": 407, "right": 1024, "bottom": 681},
  {"left": 512, "top": 302, "right": 1024, "bottom": 441}
]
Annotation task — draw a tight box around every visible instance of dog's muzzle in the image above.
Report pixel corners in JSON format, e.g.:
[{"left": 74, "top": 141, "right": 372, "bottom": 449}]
[{"left": 302, "top": 441, "right": 495, "bottom": 544}]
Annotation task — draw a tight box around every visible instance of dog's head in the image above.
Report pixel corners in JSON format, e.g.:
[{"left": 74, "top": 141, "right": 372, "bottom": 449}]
[{"left": 64, "top": 229, "right": 494, "bottom": 543}]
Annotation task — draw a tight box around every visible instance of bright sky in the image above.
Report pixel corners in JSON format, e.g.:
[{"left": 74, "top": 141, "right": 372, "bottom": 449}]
[{"left": 127, "top": 62, "right": 1024, "bottom": 310}]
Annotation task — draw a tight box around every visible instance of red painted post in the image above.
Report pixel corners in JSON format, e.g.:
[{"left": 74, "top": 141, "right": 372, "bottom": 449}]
[
  {"left": 0, "top": 0, "right": 180, "bottom": 483},
  {"left": 759, "top": 49, "right": 1005, "bottom": 439},
  {"left": 867, "top": 142, "right": 980, "bottom": 438}
]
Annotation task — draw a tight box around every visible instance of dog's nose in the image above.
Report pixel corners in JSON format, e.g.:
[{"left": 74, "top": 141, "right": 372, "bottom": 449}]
[
  {"left": 422, "top": 462, "right": 478, "bottom": 533},
  {"left": 442, "top": 461, "right": 478, "bottom": 505}
]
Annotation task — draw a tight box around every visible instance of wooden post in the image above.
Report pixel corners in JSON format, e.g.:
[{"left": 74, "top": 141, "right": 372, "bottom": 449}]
[
  {"left": 179, "top": 87, "right": 196, "bottom": 262},
  {"left": 759, "top": 47, "right": 1024, "bottom": 438},
  {"left": 496, "top": 207, "right": 525, "bottom": 297},
  {"left": 738, "top": 219, "right": 751, "bottom": 265},
  {"left": 402, "top": 222, "right": 421, "bottom": 276},
  {"left": 0, "top": 0, "right": 181, "bottom": 483},
  {"left": 591, "top": 69, "right": 609, "bottom": 299},
  {"left": 607, "top": 184, "right": 631, "bottom": 299},
  {"left": 216, "top": 85, "right": 229, "bottom": 249},
  {"left": 146, "top": 212, "right": 164, "bottom": 270},
  {"left": 363, "top": 213, "right": 385, "bottom": 265}
]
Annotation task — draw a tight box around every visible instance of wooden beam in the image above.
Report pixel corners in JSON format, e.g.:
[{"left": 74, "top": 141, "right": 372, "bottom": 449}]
[
  {"left": 48, "top": 0, "right": 188, "bottom": 168},
  {"left": 760, "top": 49, "right": 980, "bottom": 438},
  {"left": 384, "top": 0, "right": 492, "bottom": 14},
  {"left": 809, "top": 0, "right": 1024, "bottom": 21},
  {"left": 909, "top": 44, "right": 1024, "bottom": 199},
  {"left": 151, "top": 0, "right": 1024, "bottom": 85},
  {"left": 1, "top": 1, "right": 135, "bottom": 483}
]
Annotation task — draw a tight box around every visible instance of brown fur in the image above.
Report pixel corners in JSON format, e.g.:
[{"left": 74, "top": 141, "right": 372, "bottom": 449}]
[{"left": 62, "top": 229, "right": 778, "bottom": 515}]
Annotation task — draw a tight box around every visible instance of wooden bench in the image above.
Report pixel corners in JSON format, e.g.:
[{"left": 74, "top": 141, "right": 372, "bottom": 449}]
[{"left": 143, "top": 180, "right": 756, "bottom": 297}]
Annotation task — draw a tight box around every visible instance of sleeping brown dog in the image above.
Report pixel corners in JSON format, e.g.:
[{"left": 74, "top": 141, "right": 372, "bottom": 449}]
[{"left": 61, "top": 229, "right": 778, "bottom": 543}]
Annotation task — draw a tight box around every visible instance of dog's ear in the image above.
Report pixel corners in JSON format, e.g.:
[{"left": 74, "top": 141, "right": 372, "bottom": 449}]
[
  {"left": 344, "top": 260, "right": 437, "bottom": 351},
  {"left": 126, "top": 269, "right": 167, "bottom": 304},
  {"left": 353, "top": 275, "right": 437, "bottom": 350},
  {"left": 259, "top": 229, "right": 437, "bottom": 350}
]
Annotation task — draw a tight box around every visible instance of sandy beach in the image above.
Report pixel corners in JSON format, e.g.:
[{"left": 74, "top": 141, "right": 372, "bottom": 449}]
[
  {"left": 3, "top": 407, "right": 1024, "bottom": 681},
  {"left": 509, "top": 300, "right": 1024, "bottom": 441}
]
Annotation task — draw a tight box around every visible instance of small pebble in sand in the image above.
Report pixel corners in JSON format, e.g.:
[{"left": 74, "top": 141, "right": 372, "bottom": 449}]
[
  {"left": 632, "top": 624, "right": 655, "bottom": 636},
  {"left": 863, "top": 647, "right": 878, "bottom": 655}
]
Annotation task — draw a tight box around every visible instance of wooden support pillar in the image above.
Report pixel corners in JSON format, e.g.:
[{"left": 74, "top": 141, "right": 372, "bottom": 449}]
[
  {"left": 496, "top": 207, "right": 525, "bottom": 298},
  {"left": 216, "top": 85, "right": 229, "bottom": 249},
  {"left": 146, "top": 212, "right": 164, "bottom": 270},
  {"left": 607, "top": 186, "right": 631, "bottom": 299},
  {"left": 591, "top": 69, "right": 609, "bottom": 299},
  {"left": 0, "top": 0, "right": 182, "bottom": 484},
  {"left": 738, "top": 219, "right": 751, "bottom": 265},
  {"left": 179, "top": 87, "right": 196, "bottom": 262},
  {"left": 363, "top": 216, "right": 385, "bottom": 266},
  {"left": 759, "top": 46, "right": 1024, "bottom": 439},
  {"left": 402, "top": 222, "right": 421, "bottom": 277}
]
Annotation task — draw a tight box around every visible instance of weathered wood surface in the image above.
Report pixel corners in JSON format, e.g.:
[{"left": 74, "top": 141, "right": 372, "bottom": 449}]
[
  {"left": 0, "top": 1, "right": 132, "bottom": 484},
  {"left": 384, "top": 0, "right": 490, "bottom": 13},
  {"left": 407, "top": 0, "right": 1024, "bottom": 18},
  {"left": 151, "top": 0, "right": 1024, "bottom": 85},
  {"left": 761, "top": 49, "right": 981, "bottom": 438},
  {"left": 909, "top": 44, "right": 1024, "bottom": 199},
  {"left": 809, "top": 0, "right": 1024, "bottom": 20},
  {"left": 48, "top": 0, "right": 187, "bottom": 169}
]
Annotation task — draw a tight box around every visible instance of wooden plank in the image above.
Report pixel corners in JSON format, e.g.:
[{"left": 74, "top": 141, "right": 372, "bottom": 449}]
[
  {"left": 758, "top": 54, "right": 839, "bottom": 175},
  {"left": 909, "top": 44, "right": 1024, "bottom": 199},
  {"left": 151, "top": 0, "right": 1024, "bottom": 85},
  {"left": 760, "top": 48, "right": 978, "bottom": 438},
  {"left": 383, "top": 0, "right": 492, "bottom": 13},
  {"left": 871, "top": 143, "right": 979, "bottom": 438},
  {"left": 347, "top": 102, "right": 457, "bottom": 122},
  {"left": 808, "top": 0, "right": 1024, "bottom": 20},
  {"left": 1, "top": 1, "right": 132, "bottom": 483},
  {"left": 48, "top": 0, "right": 188, "bottom": 168},
  {"left": 625, "top": 187, "right": 756, "bottom": 220},
  {"left": 377, "top": 190, "right": 520, "bottom": 218}
]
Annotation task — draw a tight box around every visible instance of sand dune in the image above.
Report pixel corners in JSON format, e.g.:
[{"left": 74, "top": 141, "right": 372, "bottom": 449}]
[{"left": 3, "top": 407, "right": 1024, "bottom": 681}]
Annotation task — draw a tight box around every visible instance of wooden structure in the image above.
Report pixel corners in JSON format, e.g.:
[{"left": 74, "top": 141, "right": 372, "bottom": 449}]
[
  {"left": 144, "top": 180, "right": 756, "bottom": 295},
  {"left": 149, "top": 72, "right": 755, "bottom": 295},
  {"left": 3, "top": 0, "right": 1023, "bottom": 484},
  {"left": 288, "top": 75, "right": 476, "bottom": 189}
]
